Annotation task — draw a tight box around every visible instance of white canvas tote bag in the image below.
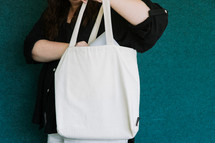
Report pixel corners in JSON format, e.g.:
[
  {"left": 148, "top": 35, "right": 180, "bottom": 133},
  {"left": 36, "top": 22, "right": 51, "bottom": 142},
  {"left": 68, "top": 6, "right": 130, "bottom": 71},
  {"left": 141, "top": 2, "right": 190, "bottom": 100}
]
[{"left": 55, "top": 0, "right": 140, "bottom": 139}]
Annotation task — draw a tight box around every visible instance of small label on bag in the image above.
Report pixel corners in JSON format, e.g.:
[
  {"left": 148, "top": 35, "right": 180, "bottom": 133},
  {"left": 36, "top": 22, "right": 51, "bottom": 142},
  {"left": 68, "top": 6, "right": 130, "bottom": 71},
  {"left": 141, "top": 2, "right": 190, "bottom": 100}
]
[
  {"left": 44, "top": 112, "right": 47, "bottom": 126},
  {"left": 136, "top": 117, "right": 140, "bottom": 126}
]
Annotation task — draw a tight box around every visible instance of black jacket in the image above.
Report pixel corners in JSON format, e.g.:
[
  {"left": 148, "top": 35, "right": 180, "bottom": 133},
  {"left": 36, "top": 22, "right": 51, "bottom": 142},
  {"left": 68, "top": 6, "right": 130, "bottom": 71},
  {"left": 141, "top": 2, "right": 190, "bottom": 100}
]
[{"left": 24, "top": 1, "right": 168, "bottom": 142}]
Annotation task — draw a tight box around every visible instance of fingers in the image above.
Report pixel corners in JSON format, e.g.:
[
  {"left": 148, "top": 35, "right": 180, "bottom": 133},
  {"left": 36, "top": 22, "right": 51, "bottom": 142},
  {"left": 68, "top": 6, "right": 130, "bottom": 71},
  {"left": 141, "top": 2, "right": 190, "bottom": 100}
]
[
  {"left": 75, "top": 41, "right": 89, "bottom": 47},
  {"left": 93, "top": 0, "right": 102, "bottom": 3},
  {"left": 81, "top": 0, "right": 102, "bottom": 4},
  {"left": 82, "top": 0, "right": 87, "bottom": 4}
]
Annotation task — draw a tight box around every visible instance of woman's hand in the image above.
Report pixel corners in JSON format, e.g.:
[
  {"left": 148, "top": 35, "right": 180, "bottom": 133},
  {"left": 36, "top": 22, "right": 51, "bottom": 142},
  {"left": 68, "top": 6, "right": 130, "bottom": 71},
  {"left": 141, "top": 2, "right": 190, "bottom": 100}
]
[
  {"left": 81, "top": 0, "right": 150, "bottom": 26},
  {"left": 75, "top": 41, "right": 89, "bottom": 47},
  {"left": 81, "top": 0, "right": 102, "bottom": 4}
]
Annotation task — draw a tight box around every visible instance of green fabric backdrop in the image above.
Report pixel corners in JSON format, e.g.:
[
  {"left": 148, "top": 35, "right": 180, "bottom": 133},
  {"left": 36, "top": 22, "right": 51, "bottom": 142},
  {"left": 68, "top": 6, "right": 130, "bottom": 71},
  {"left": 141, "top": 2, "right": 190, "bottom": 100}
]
[{"left": 0, "top": 0, "right": 214, "bottom": 142}]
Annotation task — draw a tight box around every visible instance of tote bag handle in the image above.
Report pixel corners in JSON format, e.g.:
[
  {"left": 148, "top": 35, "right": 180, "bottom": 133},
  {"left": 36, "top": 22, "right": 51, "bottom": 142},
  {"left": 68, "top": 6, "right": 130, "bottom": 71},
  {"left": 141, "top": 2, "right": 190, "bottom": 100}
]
[
  {"left": 88, "top": 5, "right": 103, "bottom": 44},
  {"left": 69, "top": 0, "right": 114, "bottom": 47}
]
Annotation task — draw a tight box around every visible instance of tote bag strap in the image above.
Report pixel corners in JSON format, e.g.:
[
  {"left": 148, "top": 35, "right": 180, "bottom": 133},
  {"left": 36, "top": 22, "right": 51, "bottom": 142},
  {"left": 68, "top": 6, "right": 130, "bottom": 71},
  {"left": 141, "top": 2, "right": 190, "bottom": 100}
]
[
  {"left": 102, "top": 0, "right": 114, "bottom": 45},
  {"left": 88, "top": 6, "right": 103, "bottom": 44},
  {"left": 69, "top": 3, "right": 87, "bottom": 47},
  {"left": 69, "top": 0, "right": 114, "bottom": 47}
]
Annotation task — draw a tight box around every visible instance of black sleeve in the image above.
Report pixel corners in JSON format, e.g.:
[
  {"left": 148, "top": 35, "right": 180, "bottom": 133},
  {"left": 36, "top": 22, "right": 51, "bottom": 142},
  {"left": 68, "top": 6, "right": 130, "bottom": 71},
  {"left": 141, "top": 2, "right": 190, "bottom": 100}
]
[
  {"left": 23, "top": 9, "right": 47, "bottom": 64},
  {"left": 110, "top": 1, "right": 168, "bottom": 53}
]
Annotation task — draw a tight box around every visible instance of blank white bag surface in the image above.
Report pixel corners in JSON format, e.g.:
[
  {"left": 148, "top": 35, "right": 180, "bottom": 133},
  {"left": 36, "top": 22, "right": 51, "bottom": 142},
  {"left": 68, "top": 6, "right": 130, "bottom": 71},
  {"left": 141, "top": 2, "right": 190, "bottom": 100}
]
[
  {"left": 47, "top": 133, "right": 128, "bottom": 143},
  {"left": 55, "top": 0, "right": 140, "bottom": 140},
  {"left": 55, "top": 45, "right": 140, "bottom": 139}
]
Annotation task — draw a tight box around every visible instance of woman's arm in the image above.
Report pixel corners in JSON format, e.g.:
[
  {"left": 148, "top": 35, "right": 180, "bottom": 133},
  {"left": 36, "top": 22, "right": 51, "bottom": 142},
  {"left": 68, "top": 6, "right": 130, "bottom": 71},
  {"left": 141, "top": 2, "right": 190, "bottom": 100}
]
[
  {"left": 32, "top": 40, "right": 69, "bottom": 62},
  {"left": 32, "top": 40, "right": 89, "bottom": 62},
  {"left": 110, "top": 0, "right": 150, "bottom": 26},
  {"left": 92, "top": 0, "right": 168, "bottom": 53},
  {"left": 24, "top": 8, "right": 70, "bottom": 63},
  {"left": 86, "top": 0, "right": 150, "bottom": 26}
]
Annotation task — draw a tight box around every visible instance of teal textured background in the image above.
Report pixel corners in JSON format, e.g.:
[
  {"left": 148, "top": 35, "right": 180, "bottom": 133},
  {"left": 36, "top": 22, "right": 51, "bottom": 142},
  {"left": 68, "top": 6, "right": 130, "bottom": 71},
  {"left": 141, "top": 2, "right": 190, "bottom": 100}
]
[{"left": 0, "top": 0, "right": 214, "bottom": 142}]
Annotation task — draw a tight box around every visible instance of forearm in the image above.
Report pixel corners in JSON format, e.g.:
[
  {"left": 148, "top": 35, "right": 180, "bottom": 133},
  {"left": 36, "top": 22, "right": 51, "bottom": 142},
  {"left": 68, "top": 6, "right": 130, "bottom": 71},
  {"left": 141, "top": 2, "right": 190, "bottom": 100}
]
[
  {"left": 110, "top": 0, "right": 150, "bottom": 25},
  {"left": 32, "top": 40, "right": 69, "bottom": 62}
]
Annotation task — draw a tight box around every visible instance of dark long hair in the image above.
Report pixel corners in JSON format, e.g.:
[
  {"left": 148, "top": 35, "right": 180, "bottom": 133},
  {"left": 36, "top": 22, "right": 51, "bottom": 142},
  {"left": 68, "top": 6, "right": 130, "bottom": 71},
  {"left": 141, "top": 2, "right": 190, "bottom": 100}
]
[{"left": 43, "top": 0, "right": 100, "bottom": 40}]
